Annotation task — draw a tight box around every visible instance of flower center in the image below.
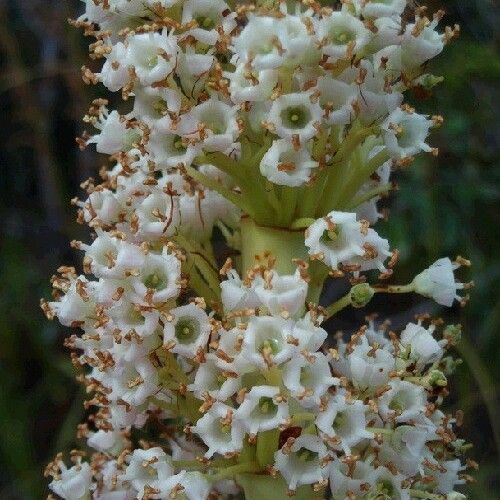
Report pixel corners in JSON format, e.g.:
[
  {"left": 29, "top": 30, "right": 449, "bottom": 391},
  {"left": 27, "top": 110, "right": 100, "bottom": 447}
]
[
  {"left": 257, "top": 396, "right": 278, "bottom": 415},
  {"left": 153, "top": 99, "right": 168, "bottom": 116},
  {"left": 195, "top": 15, "right": 216, "bottom": 30},
  {"left": 172, "top": 135, "right": 187, "bottom": 153},
  {"left": 146, "top": 54, "right": 159, "bottom": 68},
  {"left": 374, "top": 479, "right": 395, "bottom": 498},
  {"left": 281, "top": 105, "right": 311, "bottom": 129},
  {"left": 175, "top": 317, "right": 200, "bottom": 344},
  {"left": 296, "top": 447, "right": 318, "bottom": 463},
  {"left": 144, "top": 272, "right": 164, "bottom": 289},
  {"left": 258, "top": 338, "right": 281, "bottom": 355}
]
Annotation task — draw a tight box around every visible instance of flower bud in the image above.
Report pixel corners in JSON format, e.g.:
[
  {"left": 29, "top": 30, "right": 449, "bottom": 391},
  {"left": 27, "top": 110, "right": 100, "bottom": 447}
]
[{"left": 350, "top": 283, "right": 375, "bottom": 308}]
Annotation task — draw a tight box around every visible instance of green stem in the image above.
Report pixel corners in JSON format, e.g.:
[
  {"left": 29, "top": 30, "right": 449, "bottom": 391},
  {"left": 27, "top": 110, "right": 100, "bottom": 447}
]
[
  {"left": 290, "top": 217, "right": 315, "bottom": 230},
  {"left": 347, "top": 182, "right": 393, "bottom": 209},
  {"left": 334, "top": 148, "right": 391, "bottom": 211},
  {"left": 324, "top": 291, "right": 353, "bottom": 319},
  {"left": 184, "top": 165, "right": 253, "bottom": 215},
  {"left": 256, "top": 429, "right": 279, "bottom": 467},
  {"left": 373, "top": 283, "right": 416, "bottom": 294},
  {"left": 208, "top": 462, "right": 261, "bottom": 482},
  {"left": 240, "top": 218, "right": 307, "bottom": 274},
  {"left": 318, "top": 125, "right": 380, "bottom": 213}
]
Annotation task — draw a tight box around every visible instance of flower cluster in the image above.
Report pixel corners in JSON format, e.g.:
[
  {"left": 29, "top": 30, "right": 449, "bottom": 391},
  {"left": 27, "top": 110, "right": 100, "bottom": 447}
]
[{"left": 42, "top": 0, "right": 475, "bottom": 499}]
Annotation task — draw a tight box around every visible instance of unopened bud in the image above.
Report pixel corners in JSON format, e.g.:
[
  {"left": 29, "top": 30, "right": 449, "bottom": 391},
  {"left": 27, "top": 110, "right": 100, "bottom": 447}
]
[{"left": 350, "top": 283, "right": 375, "bottom": 308}]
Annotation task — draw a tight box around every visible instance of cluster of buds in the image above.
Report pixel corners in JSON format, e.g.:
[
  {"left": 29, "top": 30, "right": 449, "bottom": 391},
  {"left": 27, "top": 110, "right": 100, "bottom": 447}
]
[{"left": 43, "top": 0, "right": 472, "bottom": 499}]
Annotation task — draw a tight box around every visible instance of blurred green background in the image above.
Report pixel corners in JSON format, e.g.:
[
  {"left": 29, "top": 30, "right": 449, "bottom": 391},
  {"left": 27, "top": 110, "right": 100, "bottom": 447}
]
[{"left": 0, "top": 0, "right": 498, "bottom": 498}]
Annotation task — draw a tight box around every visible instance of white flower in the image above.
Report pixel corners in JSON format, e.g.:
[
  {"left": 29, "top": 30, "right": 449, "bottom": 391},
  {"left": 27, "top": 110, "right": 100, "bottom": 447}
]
[
  {"left": 181, "top": 99, "right": 240, "bottom": 153},
  {"left": 49, "top": 460, "right": 92, "bottom": 500},
  {"left": 220, "top": 270, "right": 261, "bottom": 312},
  {"left": 305, "top": 211, "right": 389, "bottom": 271},
  {"left": 135, "top": 188, "right": 181, "bottom": 239},
  {"left": 147, "top": 130, "right": 199, "bottom": 169},
  {"left": 366, "top": 465, "right": 410, "bottom": 500},
  {"left": 88, "top": 110, "right": 140, "bottom": 155},
  {"left": 400, "top": 322, "right": 444, "bottom": 368},
  {"left": 339, "top": 60, "right": 402, "bottom": 124},
  {"left": 99, "top": 42, "right": 129, "bottom": 92},
  {"left": 227, "top": 65, "right": 278, "bottom": 104},
  {"left": 328, "top": 458, "right": 369, "bottom": 499},
  {"left": 282, "top": 352, "right": 338, "bottom": 407},
  {"left": 176, "top": 51, "right": 215, "bottom": 100},
  {"left": 253, "top": 269, "right": 307, "bottom": 316},
  {"left": 81, "top": 231, "right": 145, "bottom": 279},
  {"left": 125, "top": 31, "right": 178, "bottom": 86},
  {"left": 379, "top": 424, "right": 434, "bottom": 476},
  {"left": 131, "top": 86, "right": 181, "bottom": 123},
  {"left": 413, "top": 257, "right": 466, "bottom": 306},
  {"left": 433, "top": 460, "right": 466, "bottom": 495},
  {"left": 108, "top": 358, "right": 159, "bottom": 406},
  {"left": 316, "top": 10, "right": 371, "bottom": 61},
  {"left": 49, "top": 276, "right": 96, "bottom": 327},
  {"left": 191, "top": 402, "right": 245, "bottom": 458},
  {"left": 234, "top": 385, "right": 288, "bottom": 435},
  {"left": 402, "top": 17, "right": 444, "bottom": 69},
  {"left": 291, "top": 313, "right": 328, "bottom": 352},
  {"left": 181, "top": 0, "right": 236, "bottom": 46},
  {"left": 333, "top": 336, "right": 395, "bottom": 390},
  {"left": 93, "top": 459, "right": 135, "bottom": 500},
  {"left": 231, "top": 15, "right": 286, "bottom": 70},
  {"left": 278, "top": 14, "right": 319, "bottom": 68},
  {"left": 259, "top": 139, "right": 318, "bottom": 187},
  {"left": 84, "top": 189, "right": 122, "bottom": 225},
  {"left": 382, "top": 108, "right": 433, "bottom": 158},
  {"left": 353, "top": 0, "right": 407, "bottom": 19},
  {"left": 87, "top": 428, "right": 124, "bottom": 455},
  {"left": 268, "top": 92, "right": 322, "bottom": 143},
  {"left": 109, "top": 300, "right": 160, "bottom": 337},
  {"left": 370, "top": 16, "right": 403, "bottom": 50},
  {"left": 316, "top": 393, "right": 372, "bottom": 454},
  {"left": 317, "top": 76, "right": 357, "bottom": 126},
  {"left": 132, "top": 249, "right": 181, "bottom": 304},
  {"left": 163, "top": 304, "right": 211, "bottom": 358},
  {"left": 274, "top": 435, "right": 330, "bottom": 490},
  {"left": 121, "top": 447, "right": 174, "bottom": 499},
  {"left": 378, "top": 380, "right": 429, "bottom": 424},
  {"left": 305, "top": 211, "right": 364, "bottom": 268},
  {"left": 241, "top": 316, "right": 295, "bottom": 368},
  {"left": 188, "top": 354, "right": 241, "bottom": 401},
  {"left": 174, "top": 471, "right": 211, "bottom": 500}
]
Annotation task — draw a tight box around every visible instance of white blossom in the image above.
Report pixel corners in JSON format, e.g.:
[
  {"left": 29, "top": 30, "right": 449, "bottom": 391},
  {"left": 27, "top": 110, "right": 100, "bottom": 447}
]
[
  {"left": 316, "top": 393, "right": 373, "bottom": 454},
  {"left": 163, "top": 304, "right": 211, "bottom": 358},
  {"left": 234, "top": 385, "right": 288, "bottom": 435},
  {"left": 274, "top": 435, "right": 330, "bottom": 490},
  {"left": 413, "top": 257, "right": 466, "bottom": 306},
  {"left": 49, "top": 460, "right": 92, "bottom": 500},
  {"left": 260, "top": 138, "right": 318, "bottom": 187},
  {"left": 191, "top": 403, "right": 245, "bottom": 458}
]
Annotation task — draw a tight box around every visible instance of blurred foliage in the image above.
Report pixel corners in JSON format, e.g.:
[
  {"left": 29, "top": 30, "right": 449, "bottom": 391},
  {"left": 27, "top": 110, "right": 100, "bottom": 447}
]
[{"left": 0, "top": 0, "right": 498, "bottom": 498}]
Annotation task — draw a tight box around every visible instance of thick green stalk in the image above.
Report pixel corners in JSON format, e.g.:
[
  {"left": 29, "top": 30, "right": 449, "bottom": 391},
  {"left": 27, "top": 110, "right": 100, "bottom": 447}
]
[{"left": 240, "top": 218, "right": 308, "bottom": 274}]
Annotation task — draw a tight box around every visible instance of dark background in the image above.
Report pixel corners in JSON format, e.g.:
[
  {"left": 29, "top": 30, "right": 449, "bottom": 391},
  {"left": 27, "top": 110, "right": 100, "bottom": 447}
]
[{"left": 0, "top": 0, "right": 498, "bottom": 498}]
